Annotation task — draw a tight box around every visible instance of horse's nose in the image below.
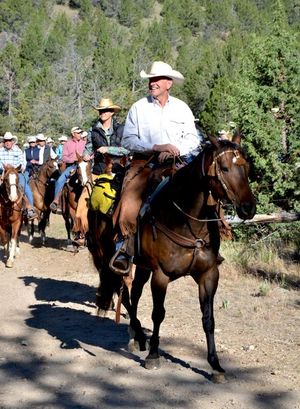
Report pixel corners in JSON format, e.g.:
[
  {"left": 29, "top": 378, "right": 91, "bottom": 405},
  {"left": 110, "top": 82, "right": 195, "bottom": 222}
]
[{"left": 238, "top": 202, "right": 256, "bottom": 220}]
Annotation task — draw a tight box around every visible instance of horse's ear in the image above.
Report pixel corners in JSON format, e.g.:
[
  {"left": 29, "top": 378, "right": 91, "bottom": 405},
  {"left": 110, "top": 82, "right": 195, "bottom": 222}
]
[
  {"left": 104, "top": 154, "right": 113, "bottom": 174},
  {"left": 232, "top": 129, "right": 241, "bottom": 145},
  {"left": 120, "top": 155, "right": 127, "bottom": 167},
  {"left": 16, "top": 164, "right": 22, "bottom": 172},
  {"left": 207, "top": 134, "right": 220, "bottom": 148}
]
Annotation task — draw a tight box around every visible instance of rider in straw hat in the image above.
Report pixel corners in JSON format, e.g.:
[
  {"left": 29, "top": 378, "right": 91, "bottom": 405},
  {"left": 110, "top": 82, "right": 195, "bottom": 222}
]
[
  {"left": 72, "top": 97, "right": 128, "bottom": 246},
  {"left": 111, "top": 61, "right": 200, "bottom": 273}
]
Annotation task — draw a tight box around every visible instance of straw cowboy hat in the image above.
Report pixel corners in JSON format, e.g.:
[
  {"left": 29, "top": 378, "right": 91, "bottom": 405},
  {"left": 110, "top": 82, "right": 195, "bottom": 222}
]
[
  {"left": 93, "top": 98, "right": 121, "bottom": 113},
  {"left": 46, "top": 137, "right": 54, "bottom": 143},
  {"left": 3, "top": 131, "right": 17, "bottom": 141},
  {"left": 140, "top": 61, "right": 184, "bottom": 84}
]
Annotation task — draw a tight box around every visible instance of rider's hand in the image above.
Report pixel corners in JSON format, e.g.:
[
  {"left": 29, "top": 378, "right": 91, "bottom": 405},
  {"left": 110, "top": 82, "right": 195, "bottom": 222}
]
[
  {"left": 153, "top": 143, "right": 180, "bottom": 156},
  {"left": 98, "top": 146, "right": 109, "bottom": 154},
  {"left": 158, "top": 152, "right": 173, "bottom": 163},
  {"left": 83, "top": 154, "right": 92, "bottom": 161}
]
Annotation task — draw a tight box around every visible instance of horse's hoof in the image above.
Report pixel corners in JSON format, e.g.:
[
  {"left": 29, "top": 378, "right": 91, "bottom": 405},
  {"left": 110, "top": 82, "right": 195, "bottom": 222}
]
[
  {"left": 127, "top": 339, "right": 140, "bottom": 353},
  {"left": 145, "top": 357, "right": 160, "bottom": 370},
  {"left": 66, "top": 244, "right": 78, "bottom": 253},
  {"left": 6, "top": 259, "right": 14, "bottom": 268},
  {"left": 211, "top": 372, "right": 227, "bottom": 384}
]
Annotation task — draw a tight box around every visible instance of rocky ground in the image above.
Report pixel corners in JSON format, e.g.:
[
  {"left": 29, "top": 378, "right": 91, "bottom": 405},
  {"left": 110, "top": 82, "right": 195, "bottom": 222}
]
[{"left": 0, "top": 213, "right": 299, "bottom": 409}]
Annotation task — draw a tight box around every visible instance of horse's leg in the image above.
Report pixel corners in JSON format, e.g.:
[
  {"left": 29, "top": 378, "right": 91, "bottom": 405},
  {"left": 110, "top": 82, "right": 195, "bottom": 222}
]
[
  {"left": 192, "top": 267, "right": 226, "bottom": 382},
  {"left": 122, "top": 266, "right": 152, "bottom": 352},
  {"left": 6, "top": 237, "right": 16, "bottom": 268},
  {"left": 38, "top": 210, "right": 50, "bottom": 245},
  {"left": 28, "top": 220, "right": 34, "bottom": 244},
  {"left": 145, "top": 270, "right": 169, "bottom": 369}
]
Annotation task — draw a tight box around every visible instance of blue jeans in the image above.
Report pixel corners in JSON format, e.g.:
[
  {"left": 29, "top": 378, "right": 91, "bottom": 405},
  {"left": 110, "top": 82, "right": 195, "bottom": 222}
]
[
  {"left": 19, "top": 173, "right": 34, "bottom": 206},
  {"left": 54, "top": 165, "right": 77, "bottom": 199}
]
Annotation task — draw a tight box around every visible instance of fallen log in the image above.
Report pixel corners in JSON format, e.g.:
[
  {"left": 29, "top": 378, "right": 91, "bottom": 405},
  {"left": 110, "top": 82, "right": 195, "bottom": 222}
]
[{"left": 226, "top": 211, "right": 300, "bottom": 225}]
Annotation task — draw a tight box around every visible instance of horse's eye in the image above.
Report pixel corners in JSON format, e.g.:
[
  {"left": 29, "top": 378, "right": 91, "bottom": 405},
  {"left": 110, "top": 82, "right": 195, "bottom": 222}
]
[{"left": 221, "top": 167, "right": 229, "bottom": 172}]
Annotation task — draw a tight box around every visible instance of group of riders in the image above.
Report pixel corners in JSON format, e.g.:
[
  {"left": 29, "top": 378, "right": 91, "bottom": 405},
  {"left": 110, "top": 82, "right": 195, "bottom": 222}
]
[{"left": 0, "top": 61, "right": 209, "bottom": 273}]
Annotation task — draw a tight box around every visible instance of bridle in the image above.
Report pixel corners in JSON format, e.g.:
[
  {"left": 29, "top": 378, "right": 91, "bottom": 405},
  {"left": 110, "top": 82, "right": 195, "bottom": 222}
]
[
  {"left": 172, "top": 147, "right": 247, "bottom": 222},
  {"left": 0, "top": 170, "right": 23, "bottom": 213},
  {"left": 152, "top": 145, "right": 248, "bottom": 253}
]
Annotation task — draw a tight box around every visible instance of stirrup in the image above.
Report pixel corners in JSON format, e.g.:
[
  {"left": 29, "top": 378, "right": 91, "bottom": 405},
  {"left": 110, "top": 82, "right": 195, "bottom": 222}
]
[{"left": 109, "top": 245, "right": 132, "bottom": 276}]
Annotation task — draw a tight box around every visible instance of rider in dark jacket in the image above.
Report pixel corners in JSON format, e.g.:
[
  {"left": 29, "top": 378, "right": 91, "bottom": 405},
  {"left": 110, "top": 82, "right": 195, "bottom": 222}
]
[{"left": 91, "top": 117, "right": 127, "bottom": 175}]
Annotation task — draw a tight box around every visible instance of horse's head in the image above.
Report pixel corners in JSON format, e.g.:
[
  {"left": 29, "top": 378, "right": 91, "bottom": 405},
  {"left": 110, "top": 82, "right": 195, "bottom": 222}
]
[
  {"left": 204, "top": 134, "right": 256, "bottom": 220},
  {"left": 2, "top": 165, "right": 20, "bottom": 202},
  {"left": 44, "top": 158, "right": 59, "bottom": 178},
  {"left": 77, "top": 156, "right": 92, "bottom": 186}
]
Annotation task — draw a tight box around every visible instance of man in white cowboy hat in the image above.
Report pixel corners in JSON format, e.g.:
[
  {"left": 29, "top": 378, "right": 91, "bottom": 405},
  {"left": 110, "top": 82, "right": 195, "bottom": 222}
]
[
  {"left": 72, "top": 98, "right": 128, "bottom": 246},
  {"left": 0, "top": 132, "right": 38, "bottom": 220},
  {"left": 111, "top": 61, "right": 200, "bottom": 273},
  {"left": 36, "top": 133, "right": 57, "bottom": 165},
  {"left": 50, "top": 126, "right": 86, "bottom": 213}
]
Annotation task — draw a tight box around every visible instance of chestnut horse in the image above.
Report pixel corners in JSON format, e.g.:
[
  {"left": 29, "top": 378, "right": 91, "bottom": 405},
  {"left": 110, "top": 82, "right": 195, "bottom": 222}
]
[
  {"left": 87, "top": 135, "right": 256, "bottom": 381},
  {"left": 28, "top": 158, "right": 59, "bottom": 244},
  {"left": 61, "top": 157, "right": 92, "bottom": 249},
  {"left": 0, "top": 165, "right": 24, "bottom": 267}
]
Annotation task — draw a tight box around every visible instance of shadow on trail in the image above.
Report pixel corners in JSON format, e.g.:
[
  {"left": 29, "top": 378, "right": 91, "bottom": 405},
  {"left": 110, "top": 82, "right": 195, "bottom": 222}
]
[
  {"left": 19, "top": 229, "right": 69, "bottom": 251},
  {"left": 26, "top": 303, "right": 132, "bottom": 357},
  {"left": 21, "top": 276, "right": 96, "bottom": 307},
  {"left": 5, "top": 277, "right": 296, "bottom": 409}
]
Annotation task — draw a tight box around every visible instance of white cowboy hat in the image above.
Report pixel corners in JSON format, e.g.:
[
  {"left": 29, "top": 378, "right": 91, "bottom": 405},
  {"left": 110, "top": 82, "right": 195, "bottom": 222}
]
[
  {"left": 58, "top": 135, "right": 68, "bottom": 142},
  {"left": 46, "top": 137, "right": 54, "bottom": 143},
  {"left": 3, "top": 131, "right": 17, "bottom": 141},
  {"left": 93, "top": 98, "right": 121, "bottom": 113},
  {"left": 36, "top": 133, "right": 46, "bottom": 141},
  {"left": 27, "top": 135, "right": 36, "bottom": 143},
  {"left": 140, "top": 61, "right": 184, "bottom": 84},
  {"left": 81, "top": 131, "right": 88, "bottom": 138},
  {"left": 71, "top": 126, "right": 83, "bottom": 134},
  {"left": 218, "top": 130, "right": 227, "bottom": 136}
]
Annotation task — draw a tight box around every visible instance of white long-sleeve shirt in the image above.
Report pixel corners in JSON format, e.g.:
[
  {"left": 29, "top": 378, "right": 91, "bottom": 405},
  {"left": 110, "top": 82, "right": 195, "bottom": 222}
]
[{"left": 122, "top": 95, "right": 200, "bottom": 156}]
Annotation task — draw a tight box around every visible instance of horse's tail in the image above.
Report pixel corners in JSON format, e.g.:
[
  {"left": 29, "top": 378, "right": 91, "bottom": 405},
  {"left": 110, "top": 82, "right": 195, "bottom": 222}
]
[{"left": 87, "top": 209, "right": 123, "bottom": 311}]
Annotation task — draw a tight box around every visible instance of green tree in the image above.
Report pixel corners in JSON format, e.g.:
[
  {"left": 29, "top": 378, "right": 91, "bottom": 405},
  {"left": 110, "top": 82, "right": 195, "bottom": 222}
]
[{"left": 228, "top": 1, "right": 300, "bottom": 213}]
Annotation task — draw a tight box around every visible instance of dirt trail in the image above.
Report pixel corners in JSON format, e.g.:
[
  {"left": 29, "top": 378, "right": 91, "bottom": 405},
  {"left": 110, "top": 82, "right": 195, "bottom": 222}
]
[{"left": 0, "top": 214, "right": 299, "bottom": 409}]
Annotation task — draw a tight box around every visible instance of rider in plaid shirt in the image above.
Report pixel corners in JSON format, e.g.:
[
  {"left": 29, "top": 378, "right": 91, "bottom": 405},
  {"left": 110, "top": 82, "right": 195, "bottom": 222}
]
[{"left": 0, "top": 132, "right": 38, "bottom": 220}]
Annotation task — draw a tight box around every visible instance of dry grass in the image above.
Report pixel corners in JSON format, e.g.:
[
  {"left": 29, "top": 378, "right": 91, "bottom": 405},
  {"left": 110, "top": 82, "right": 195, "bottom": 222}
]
[{"left": 220, "top": 240, "right": 300, "bottom": 291}]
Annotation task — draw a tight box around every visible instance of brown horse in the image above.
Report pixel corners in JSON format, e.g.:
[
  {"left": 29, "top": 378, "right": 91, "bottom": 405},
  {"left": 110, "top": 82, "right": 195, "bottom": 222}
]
[
  {"left": 61, "top": 156, "right": 92, "bottom": 250},
  {"left": 0, "top": 165, "right": 24, "bottom": 267},
  {"left": 28, "top": 158, "right": 59, "bottom": 244},
  {"left": 87, "top": 134, "right": 256, "bottom": 381}
]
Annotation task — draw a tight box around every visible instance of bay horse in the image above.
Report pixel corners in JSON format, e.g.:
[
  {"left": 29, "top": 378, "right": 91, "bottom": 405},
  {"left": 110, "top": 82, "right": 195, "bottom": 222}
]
[
  {"left": 61, "top": 156, "right": 92, "bottom": 250},
  {"left": 0, "top": 165, "right": 24, "bottom": 267},
  {"left": 87, "top": 134, "right": 256, "bottom": 381},
  {"left": 28, "top": 158, "right": 59, "bottom": 244}
]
